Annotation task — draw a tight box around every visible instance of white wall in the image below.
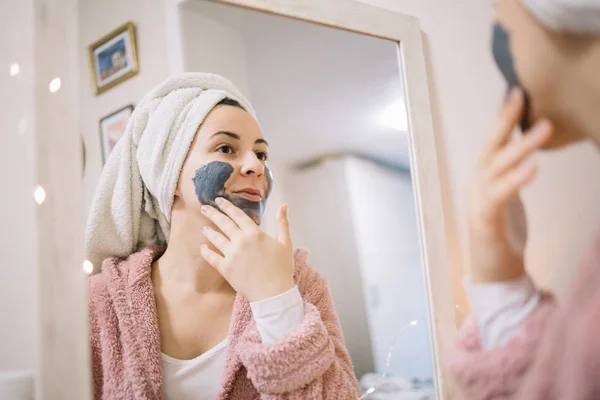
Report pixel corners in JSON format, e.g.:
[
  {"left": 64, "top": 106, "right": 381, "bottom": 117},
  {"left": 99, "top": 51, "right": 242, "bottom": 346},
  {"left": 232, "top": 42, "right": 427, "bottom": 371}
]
[
  {"left": 357, "top": 0, "right": 600, "bottom": 308},
  {"left": 284, "top": 156, "right": 433, "bottom": 380},
  {"left": 0, "top": 0, "right": 37, "bottom": 372},
  {"left": 80, "top": 0, "right": 170, "bottom": 212},
  {"left": 284, "top": 158, "right": 375, "bottom": 378},
  {"left": 179, "top": 3, "right": 252, "bottom": 98},
  {"left": 346, "top": 158, "right": 433, "bottom": 379}
]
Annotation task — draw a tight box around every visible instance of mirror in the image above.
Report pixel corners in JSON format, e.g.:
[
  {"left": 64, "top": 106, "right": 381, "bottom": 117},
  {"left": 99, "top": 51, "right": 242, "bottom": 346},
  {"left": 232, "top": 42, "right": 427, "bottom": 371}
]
[
  {"left": 92, "top": 1, "right": 437, "bottom": 397},
  {"left": 82, "top": 1, "right": 436, "bottom": 399},
  {"left": 14, "top": 0, "right": 453, "bottom": 398},
  {"left": 173, "top": 1, "right": 436, "bottom": 396}
]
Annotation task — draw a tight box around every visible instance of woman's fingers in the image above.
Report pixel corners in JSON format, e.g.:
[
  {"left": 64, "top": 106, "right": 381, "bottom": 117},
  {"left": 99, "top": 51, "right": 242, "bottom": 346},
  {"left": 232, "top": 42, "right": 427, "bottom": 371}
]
[
  {"left": 488, "top": 161, "right": 538, "bottom": 209},
  {"left": 202, "top": 226, "right": 231, "bottom": 255},
  {"left": 481, "top": 88, "right": 525, "bottom": 160},
  {"left": 275, "top": 205, "right": 292, "bottom": 248},
  {"left": 201, "top": 204, "right": 240, "bottom": 238},
  {"left": 214, "top": 197, "right": 258, "bottom": 233},
  {"left": 489, "top": 119, "right": 553, "bottom": 178},
  {"left": 200, "top": 244, "right": 225, "bottom": 271}
]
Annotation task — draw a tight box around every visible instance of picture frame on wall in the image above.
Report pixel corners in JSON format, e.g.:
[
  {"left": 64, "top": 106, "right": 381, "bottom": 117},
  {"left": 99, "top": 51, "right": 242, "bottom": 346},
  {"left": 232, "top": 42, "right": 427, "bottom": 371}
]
[
  {"left": 88, "top": 22, "right": 139, "bottom": 95},
  {"left": 99, "top": 105, "right": 134, "bottom": 165}
]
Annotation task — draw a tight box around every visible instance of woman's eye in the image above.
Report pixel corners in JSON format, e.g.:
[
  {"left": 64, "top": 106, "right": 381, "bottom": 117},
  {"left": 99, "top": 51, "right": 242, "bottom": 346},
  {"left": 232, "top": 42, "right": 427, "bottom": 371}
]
[
  {"left": 217, "top": 145, "right": 234, "bottom": 154},
  {"left": 256, "top": 151, "right": 268, "bottom": 162}
]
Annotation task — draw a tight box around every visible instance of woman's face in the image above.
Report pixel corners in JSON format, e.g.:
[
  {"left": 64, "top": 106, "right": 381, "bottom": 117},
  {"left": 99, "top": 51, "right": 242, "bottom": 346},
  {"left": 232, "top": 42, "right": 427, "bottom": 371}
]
[
  {"left": 175, "top": 103, "right": 272, "bottom": 225},
  {"left": 496, "top": 0, "right": 588, "bottom": 148}
]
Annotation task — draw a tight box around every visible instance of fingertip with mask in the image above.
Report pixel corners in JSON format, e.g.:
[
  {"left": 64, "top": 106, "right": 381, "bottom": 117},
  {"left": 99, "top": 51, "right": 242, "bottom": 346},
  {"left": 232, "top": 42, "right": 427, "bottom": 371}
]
[{"left": 492, "top": 22, "right": 532, "bottom": 132}]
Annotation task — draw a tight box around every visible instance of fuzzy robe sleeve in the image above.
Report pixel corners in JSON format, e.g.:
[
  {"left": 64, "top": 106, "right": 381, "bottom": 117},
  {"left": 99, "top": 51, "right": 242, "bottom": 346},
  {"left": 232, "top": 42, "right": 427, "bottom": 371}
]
[
  {"left": 236, "top": 249, "right": 361, "bottom": 399},
  {"left": 445, "top": 294, "right": 557, "bottom": 399}
]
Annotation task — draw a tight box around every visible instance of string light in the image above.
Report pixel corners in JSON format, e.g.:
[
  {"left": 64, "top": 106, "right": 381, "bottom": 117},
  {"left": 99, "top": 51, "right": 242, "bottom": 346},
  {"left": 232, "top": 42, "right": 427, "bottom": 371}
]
[
  {"left": 33, "top": 185, "right": 46, "bottom": 205},
  {"left": 83, "top": 260, "right": 94, "bottom": 274},
  {"left": 360, "top": 319, "right": 419, "bottom": 399},
  {"left": 48, "top": 78, "right": 61, "bottom": 93},
  {"left": 10, "top": 63, "right": 20, "bottom": 76}
]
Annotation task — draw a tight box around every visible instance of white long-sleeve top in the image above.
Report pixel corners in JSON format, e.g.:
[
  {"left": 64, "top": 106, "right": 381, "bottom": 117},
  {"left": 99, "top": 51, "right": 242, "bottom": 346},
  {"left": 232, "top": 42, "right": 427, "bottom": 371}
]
[
  {"left": 162, "top": 286, "right": 304, "bottom": 400},
  {"left": 464, "top": 274, "right": 539, "bottom": 350}
]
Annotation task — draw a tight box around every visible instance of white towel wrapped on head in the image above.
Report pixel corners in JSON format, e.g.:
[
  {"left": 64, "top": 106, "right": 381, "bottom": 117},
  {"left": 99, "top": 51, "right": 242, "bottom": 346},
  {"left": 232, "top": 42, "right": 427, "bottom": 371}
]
[
  {"left": 85, "top": 73, "right": 255, "bottom": 270},
  {"left": 523, "top": 0, "right": 600, "bottom": 35}
]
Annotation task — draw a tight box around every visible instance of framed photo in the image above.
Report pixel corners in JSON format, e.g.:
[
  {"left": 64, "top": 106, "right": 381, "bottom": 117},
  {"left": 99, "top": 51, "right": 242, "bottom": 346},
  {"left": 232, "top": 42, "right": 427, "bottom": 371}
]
[
  {"left": 88, "top": 22, "right": 139, "bottom": 95},
  {"left": 99, "top": 105, "right": 134, "bottom": 164}
]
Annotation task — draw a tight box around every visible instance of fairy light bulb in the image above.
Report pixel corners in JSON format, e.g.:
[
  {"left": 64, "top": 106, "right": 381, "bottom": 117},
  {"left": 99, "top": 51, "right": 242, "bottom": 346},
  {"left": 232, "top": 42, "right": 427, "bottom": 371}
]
[
  {"left": 10, "top": 63, "right": 20, "bottom": 76},
  {"left": 33, "top": 185, "right": 46, "bottom": 205},
  {"left": 49, "top": 78, "right": 61, "bottom": 93},
  {"left": 83, "top": 260, "right": 94, "bottom": 274}
]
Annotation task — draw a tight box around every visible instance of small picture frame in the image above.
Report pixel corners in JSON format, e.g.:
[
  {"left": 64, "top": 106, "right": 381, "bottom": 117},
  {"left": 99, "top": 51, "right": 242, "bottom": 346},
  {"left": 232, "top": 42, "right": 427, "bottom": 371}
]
[
  {"left": 99, "top": 105, "right": 134, "bottom": 164},
  {"left": 88, "top": 22, "right": 139, "bottom": 95}
]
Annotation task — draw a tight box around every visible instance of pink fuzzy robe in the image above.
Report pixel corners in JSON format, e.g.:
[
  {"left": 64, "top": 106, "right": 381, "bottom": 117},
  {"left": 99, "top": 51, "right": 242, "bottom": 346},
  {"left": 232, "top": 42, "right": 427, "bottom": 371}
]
[
  {"left": 446, "top": 230, "right": 600, "bottom": 399},
  {"left": 87, "top": 246, "right": 361, "bottom": 400}
]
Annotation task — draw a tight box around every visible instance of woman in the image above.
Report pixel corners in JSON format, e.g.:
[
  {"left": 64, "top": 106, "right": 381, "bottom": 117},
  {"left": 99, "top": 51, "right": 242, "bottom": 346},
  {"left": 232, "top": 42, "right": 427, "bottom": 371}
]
[
  {"left": 446, "top": 0, "right": 600, "bottom": 399},
  {"left": 85, "top": 73, "right": 360, "bottom": 399}
]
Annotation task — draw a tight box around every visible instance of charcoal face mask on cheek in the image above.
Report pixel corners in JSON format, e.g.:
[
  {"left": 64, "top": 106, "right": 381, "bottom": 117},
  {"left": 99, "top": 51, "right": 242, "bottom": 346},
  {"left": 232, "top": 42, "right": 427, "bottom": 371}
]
[
  {"left": 192, "top": 161, "right": 273, "bottom": 225},
  {"left": 492, "top": 23, "right": 532, "bottom": 131}
]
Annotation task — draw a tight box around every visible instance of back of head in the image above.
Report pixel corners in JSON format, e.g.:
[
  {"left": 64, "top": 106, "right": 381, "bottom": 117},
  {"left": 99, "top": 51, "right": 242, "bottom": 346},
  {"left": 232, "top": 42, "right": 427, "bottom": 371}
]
[
  {"left": 523, "top": 0, "right": 600, "bottom": 36},
  {"left": 493, "top": 0, "right": 600, "bottom": 147}
]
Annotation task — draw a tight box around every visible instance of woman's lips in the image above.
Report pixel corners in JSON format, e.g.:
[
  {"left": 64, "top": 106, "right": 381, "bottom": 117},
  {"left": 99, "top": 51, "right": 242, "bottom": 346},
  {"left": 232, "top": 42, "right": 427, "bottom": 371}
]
[{"left": 233, "top": 190, "right": 262, "bottom": 202}]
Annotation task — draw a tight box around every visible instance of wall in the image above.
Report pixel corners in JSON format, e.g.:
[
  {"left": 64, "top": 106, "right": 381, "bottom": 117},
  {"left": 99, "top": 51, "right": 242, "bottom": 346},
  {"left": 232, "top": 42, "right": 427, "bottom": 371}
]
[
  {"left": 284, "top": 156, "right": 433, "bottom": 379},
  {"left": 0, "top": 0, "right": 37, "bottom": 373},
  {"left": 356, "top": 0, "right": 600, "bottom": 309},
  {"left": 346, "top": 158, "right": 433, "bottom": 379},
  {"left": 179, "top": 3, "right": 252, "bottom": 99},
  {"left": 80, "top": 0, "right": 170, "bottom": 213},
  {"left": 284, "top": 158, "right": 375, "bottom": 378}
]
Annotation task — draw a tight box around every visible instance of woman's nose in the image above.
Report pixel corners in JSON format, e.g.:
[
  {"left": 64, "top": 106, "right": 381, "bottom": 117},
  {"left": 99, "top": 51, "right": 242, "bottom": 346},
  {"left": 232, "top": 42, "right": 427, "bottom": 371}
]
[{"left": 240, "top": 151, "right": 265, "bottom": 176}]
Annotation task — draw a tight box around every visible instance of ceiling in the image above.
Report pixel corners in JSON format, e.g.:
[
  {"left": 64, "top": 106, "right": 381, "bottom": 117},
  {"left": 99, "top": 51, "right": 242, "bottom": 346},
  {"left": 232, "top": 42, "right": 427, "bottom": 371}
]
[{"left": 185, "top": 0, "right": 411, "bottom": 170}]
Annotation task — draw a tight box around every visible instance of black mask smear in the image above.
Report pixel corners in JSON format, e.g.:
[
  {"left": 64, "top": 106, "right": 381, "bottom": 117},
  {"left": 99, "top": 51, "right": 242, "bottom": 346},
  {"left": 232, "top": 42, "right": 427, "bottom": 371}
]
[
  {"left": 192, "top": 161, "right": 273, "bottom": 225},
  {"left": 492, "top": 23, "right": 531, "bottom": 131}
]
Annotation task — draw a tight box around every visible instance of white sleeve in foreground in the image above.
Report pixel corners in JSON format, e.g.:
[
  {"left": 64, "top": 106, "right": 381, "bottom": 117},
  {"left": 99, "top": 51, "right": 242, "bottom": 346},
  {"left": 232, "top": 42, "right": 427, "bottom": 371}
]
[
  {"left": 249, "top": 286, "right": 305, "bottom": 345},
  {"left": 464, "top": 274, "right": 540, "bottom": 350}
]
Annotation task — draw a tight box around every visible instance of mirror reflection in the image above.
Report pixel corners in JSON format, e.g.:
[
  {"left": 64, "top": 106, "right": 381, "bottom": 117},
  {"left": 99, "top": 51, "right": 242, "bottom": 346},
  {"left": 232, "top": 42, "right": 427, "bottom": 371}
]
[{"left": 82, "top": 1, "right": 436, "bottom": 399}]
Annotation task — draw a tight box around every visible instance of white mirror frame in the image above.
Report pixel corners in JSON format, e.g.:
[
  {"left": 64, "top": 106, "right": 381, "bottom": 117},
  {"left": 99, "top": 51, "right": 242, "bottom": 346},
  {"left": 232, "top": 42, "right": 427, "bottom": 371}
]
[{"left": 37, "top": 0, "right": 457, "bottom": 398}]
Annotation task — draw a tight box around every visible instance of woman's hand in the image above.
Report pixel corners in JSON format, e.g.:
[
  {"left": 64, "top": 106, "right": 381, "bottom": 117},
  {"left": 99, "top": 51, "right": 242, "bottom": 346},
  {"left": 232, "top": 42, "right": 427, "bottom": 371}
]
[
  {"left": 468, "top": 88, "right": 553, "bottom": 283},
  {"left": 200, "top": 197, "right": 295, "bottom": 302}
]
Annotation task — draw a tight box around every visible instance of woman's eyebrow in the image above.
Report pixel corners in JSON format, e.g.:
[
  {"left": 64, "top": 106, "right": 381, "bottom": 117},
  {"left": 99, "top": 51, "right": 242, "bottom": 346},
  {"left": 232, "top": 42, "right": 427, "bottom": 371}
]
[
  {"left": 211, "top": 131, "right": 269, "bottom": 147},
  {"left": 211, "top": 131, "right": 240, "bottom": 140}
]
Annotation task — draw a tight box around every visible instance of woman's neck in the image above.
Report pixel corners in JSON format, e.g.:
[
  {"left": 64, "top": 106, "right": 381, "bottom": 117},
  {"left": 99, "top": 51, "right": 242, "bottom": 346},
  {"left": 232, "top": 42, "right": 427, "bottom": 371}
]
[
  {"left": 574, "top": 82, "right": 600, "bottom": 147},
  {"left": 153, "top": 214, "right": 234, "bottom": 294},
  {"left": 565, "top": 41, "right": 600, "bottom": 147}
]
